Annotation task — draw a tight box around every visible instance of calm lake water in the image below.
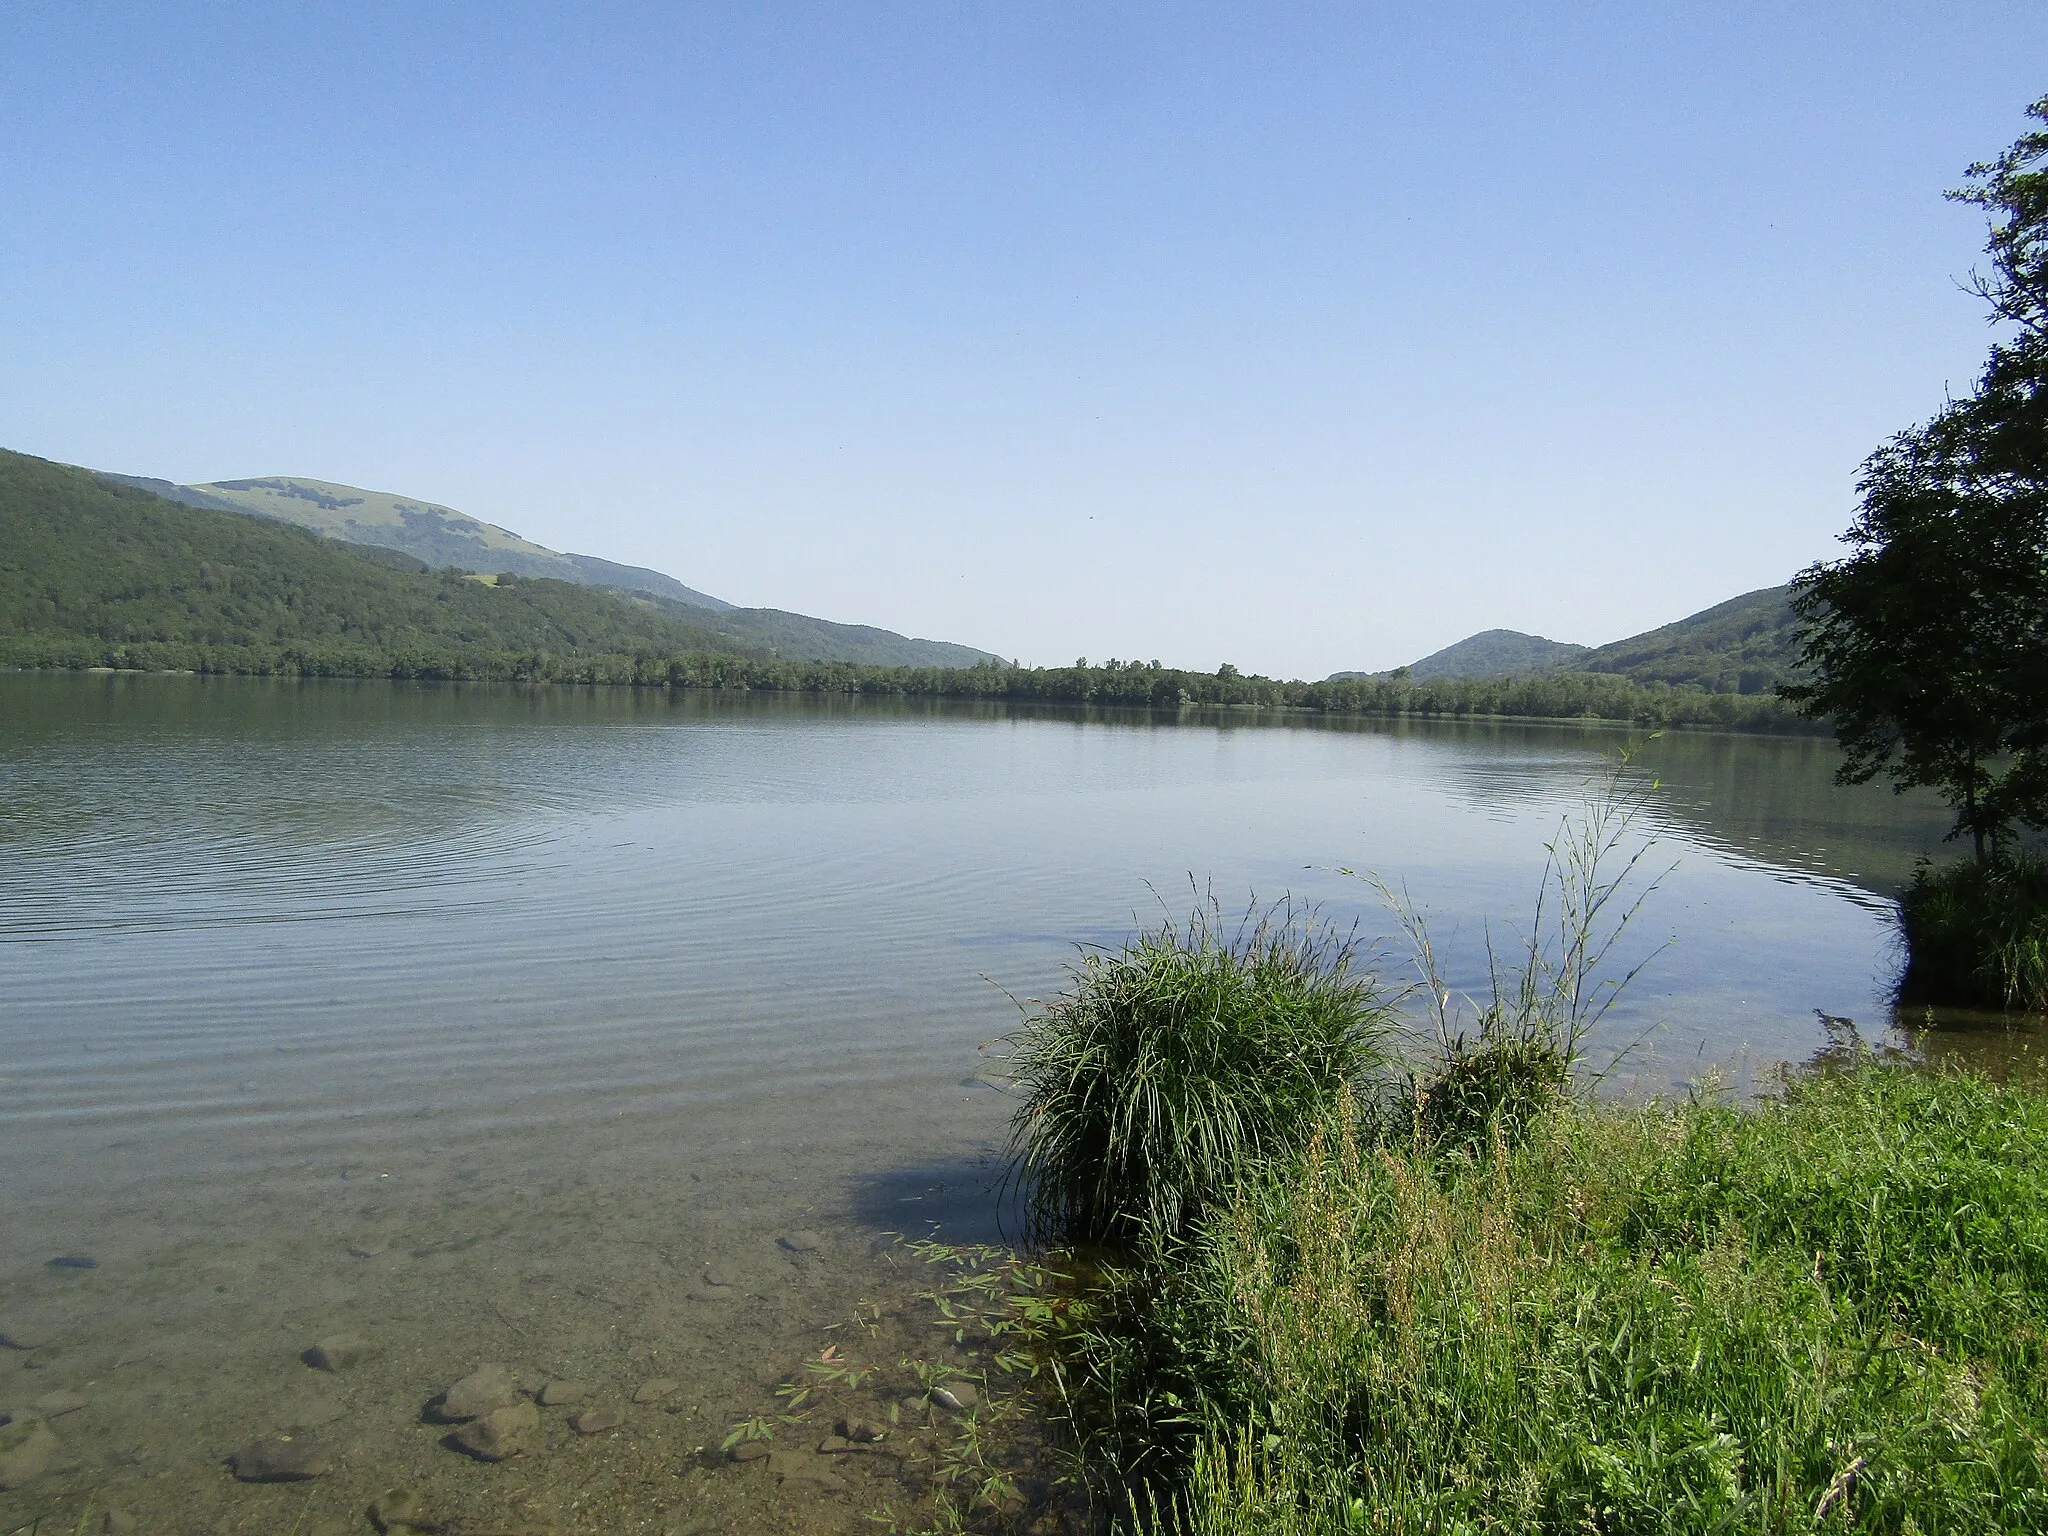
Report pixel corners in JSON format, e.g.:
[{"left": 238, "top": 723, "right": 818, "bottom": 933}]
[{"left": 0, "top": 674, "right": 2025, "bottom": 1534}]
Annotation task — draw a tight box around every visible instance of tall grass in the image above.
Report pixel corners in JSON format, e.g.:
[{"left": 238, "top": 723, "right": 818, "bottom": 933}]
[
  {"left": 1899, "top": 850, "right": 2048, "bottom": 1009},
  {"left": 1374, "top": 754, "right": 1668, "bottom": 1152},
  {"left": 1003, "top": 899, "right": 1397, "bottom": 1246},
  {"left": 1050, "top": 1063, "right": 2048, "bottom": 1533}
]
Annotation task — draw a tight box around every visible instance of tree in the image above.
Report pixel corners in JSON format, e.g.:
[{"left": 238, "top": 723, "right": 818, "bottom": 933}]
[{"left": 1787, "top": 96, "right": 2048, "bottom": 858}]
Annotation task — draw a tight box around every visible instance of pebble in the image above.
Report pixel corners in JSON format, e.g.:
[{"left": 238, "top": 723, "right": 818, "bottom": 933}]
[
  {"left": 778, "top": 1231, "right": 824, "bottom": 1253},
  {"left": 436, "top": 1363, "right": 518, "bottom": 1421},
  {"left": 728, "top": 1440, "right": 770, "bottom": 1463},
  {"left": 931, "top": 1381, "right": 980, "bottom": 1411},
  {"left": 450, "top": 1400, "right": 541, "bottom": 1462},
  {"left": 537, "top": 1379, "right": 589, "bottom": 1406},
  {"left": 369, "top": 1487, "right": 428, "bottom": 1532},
  {"left": 46, "top": 1256, "right": 97, "bottom": 1271},
  {"left": 230, "top": 1435, "right": 334, "bottom": 1481},
  {"left": 304, "top": 1332, "right": 374, "bottom": 1371},
  {"left": 766, "top": 1448, "right": 844, "bottom": 1488},
  {"left": 0, "top": 1420, "right": 59, "bottom": 1490},
  {"left": 631, "top": 1377, "right": 680, "bottom": 1404},
  {"left": 570, "top": 1405, "right": 623, "bottom": 1435}
]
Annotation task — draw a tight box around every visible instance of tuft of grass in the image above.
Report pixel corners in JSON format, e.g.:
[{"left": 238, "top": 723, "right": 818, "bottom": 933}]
[
  {"left": 1004, "top": 898, "right": 1397, "bottom": 1247},
  {"left": 1900, "top": 851, "right": 2048, "bottom": 1009},
  {"left": 1372, "top": 748, "right": 1669, "bottom": 1154},
  {"left": 1052, "top": 1061, "right": 2048, "bottom": 1534}
]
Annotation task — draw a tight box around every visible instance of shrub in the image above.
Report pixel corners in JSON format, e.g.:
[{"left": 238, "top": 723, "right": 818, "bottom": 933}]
[
  {"left": 1899, "top": 850, "right": 2048, "bottom": 1009},
  {"left": 1003, "top": 901, "right": 1396, "bottom": 1247}
]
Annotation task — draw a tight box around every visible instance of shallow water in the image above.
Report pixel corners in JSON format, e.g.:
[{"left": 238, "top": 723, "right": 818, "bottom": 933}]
[{"left": 0, "top": 675, "right": 2031, "bottom": 1533}]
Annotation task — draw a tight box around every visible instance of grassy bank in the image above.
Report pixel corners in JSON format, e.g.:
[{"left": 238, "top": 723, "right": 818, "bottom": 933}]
[
  {"left": 1042, "top": 1063, "right": 2048, "bottom": 1533},
  {"left": 991, "top": 792, "right": 2048, "bottom": 1533}
]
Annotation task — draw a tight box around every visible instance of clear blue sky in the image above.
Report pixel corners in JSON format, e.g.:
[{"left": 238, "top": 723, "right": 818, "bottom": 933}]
[{"left": 3, "top": 3, "right": 2041, "bottom": 675}]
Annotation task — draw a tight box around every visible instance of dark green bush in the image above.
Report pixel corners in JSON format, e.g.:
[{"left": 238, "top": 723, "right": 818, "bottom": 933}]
[{"left": 1899, "top": 851, "right": 2048, "bottom": 1009}]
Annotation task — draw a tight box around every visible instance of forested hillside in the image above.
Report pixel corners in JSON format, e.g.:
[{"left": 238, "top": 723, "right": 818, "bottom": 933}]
[
  {"left": 4, "top": 451, "right": 995, "bottom": 671},
  {"left": 1579, "top": 585, "right": 1799, "bottom": 692}
]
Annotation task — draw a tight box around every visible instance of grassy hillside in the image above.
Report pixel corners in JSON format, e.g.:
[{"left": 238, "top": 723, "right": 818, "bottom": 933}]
[{"left": 138, "top": 474, "right": 737, "bottom": 610}]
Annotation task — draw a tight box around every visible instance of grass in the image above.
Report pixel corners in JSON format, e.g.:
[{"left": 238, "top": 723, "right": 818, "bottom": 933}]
[
  {"left": 1003, "top": 897, "right": 1398, "bottom": 1246},
  {"left": 992, "top": 767, "right": 2048, "bottom": 1532},
  {"left": 1040, "top": 1062, "right": 2048, "bottom": 1534},
  {"left": 1899, "top": 851, "right": 2048, "bottom": 1010}
]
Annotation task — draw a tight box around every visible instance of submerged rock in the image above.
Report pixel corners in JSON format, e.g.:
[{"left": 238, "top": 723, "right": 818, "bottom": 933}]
[
  {"left": 449, "top": 1400, "right": 541, "bottom": 1462},
  {"left": 304, "top": 1332, "right": 374, "bottom": 1372},
  {"left": 100, "top": 1509, "right": 138, "bottom": 1534},
  {"left": 728, "top": 1439, "right": 770, "bottom": 1463},
  {"left": 434, "top": 1363, "right": 518, "bottom": 1422},
  {"left": 631, "top": 1378, "right": 680, "bottom": 1404},
  {"left": 569, "top": 1404, "right": 622, "bottom": 1435},
  {"left": 0, "top": 1419, "right": 60, "bottom": 1489},
  {"left": 537, "top": 1379, "right": 589, "bottom": 1407},
  {"left": 778, "top": 1231, "right": 824, "bottom": 1253},
  {"left": 29, "top": 1390, "right": 87, "bottom": 1419},
  {"left": 840, "top": 1417, "right": 886, "bottom": 1443},
  {"left": 369, "top": 1486, "right": 429, "bottom": 1532},
  {"left": 230, "top": 1435, "right": 334, "bottom": 1481}
]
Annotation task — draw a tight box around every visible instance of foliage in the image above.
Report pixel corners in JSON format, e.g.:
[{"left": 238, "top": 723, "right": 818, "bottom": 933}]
[
  {"left": 1788, "top": 97, "right": 2048, "bottom": 856},
  {"left": 1053, "top": 1063, "right": 2048, "bottom": 1534},
  {"left": 1003, "top": 901, "right": 1397, "bottom": 1247},
  {"left": 1899, "top": 851, "right": 2048, "bottom": 1009}
]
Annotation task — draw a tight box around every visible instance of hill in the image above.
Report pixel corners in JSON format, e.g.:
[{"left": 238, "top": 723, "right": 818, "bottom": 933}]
[
  {"left": 96, "top": 472, "right": 734, "bottom": 610},
  {"left": 1579, "top": 585, "right": 1799, "bottom": 694},
  {"left": 1329, "top": 628, "right": 1591, "bottom": 683},
  {"left": 1337, "top": 586, "right": 1801, "bottom": 695},
  {"left": 1, "top": 450, "right": 994, "bottom": 672}
]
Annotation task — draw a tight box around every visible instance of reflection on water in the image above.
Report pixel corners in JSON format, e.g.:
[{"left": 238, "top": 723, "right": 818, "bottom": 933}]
[{"left": 0, "top": 673, "right": 2038, "bottom": 1533}]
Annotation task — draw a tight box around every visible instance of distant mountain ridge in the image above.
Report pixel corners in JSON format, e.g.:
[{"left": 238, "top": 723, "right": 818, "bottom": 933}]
[
  {"left": 96, "top": 472, "right": 732, "bottom": 610},
  {"left": 1330, "top": 585, "right": 1800, "bottom": 695},
  {"left": 86, "top": 467, "right": 996, "bottom": 668}
]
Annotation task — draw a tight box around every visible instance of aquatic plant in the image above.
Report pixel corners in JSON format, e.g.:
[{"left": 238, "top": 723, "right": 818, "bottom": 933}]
[
  {"left": 1003, "top": 898, "right": 1397, "bottom": 1247},
  {"left": 1899, "top": 850, "right": 2048, "bottom": 1009}
]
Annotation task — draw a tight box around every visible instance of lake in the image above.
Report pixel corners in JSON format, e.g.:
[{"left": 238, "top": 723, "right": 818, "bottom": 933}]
[{"left": 0, "top": 673, "right": 2021, "bottom": 1534}]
